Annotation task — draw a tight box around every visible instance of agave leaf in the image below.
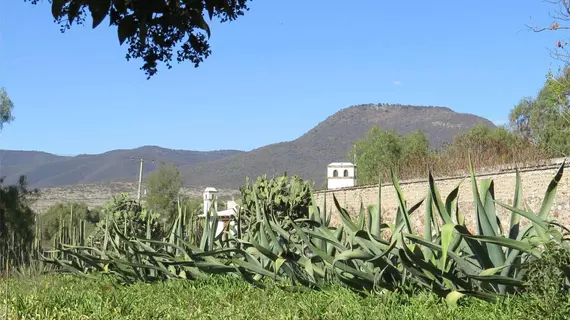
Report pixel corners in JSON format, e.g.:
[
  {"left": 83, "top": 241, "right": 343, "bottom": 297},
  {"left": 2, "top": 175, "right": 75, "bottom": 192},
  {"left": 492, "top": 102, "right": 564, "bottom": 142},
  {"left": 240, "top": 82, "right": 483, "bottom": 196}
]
[
  {"left": 391, "top": 197, "right": 425, "bottom": 241},
  {"left": 440, "top": 223, "right": 455, "bottom": 272},
  {"left": 333, "top": 195, "right": 359, "bottom": 233},
  {"left": 398, "top": 248, "right": 447, "bottom": 292},
  {"left": 376, "top": 175, "right": 383, "bottom": 237},
  {"left": 392, "top": 168, "right": 413, "bottom": 234},
  {"left": 445, "top": 291, "right": 465, "bottom": 307},
  {"left": 509, "top": 168, "right": 523, "bottom": 240},
  {"left": 424, "top": 188, "right": 433, "bottom": 245},
  {"left": 334, "top": 248, "right": 375, "bottom": 262},
  {"left": 467, "top": 274, "right": 525, "bottom": 288},
  {"left": 462, "top": 234, "right": 539, "bottom": 257},
  {"left": 429, "top": 171, "right": 455, "bottom": 225},
  {"left": 495, "top": 201, "right": 549, "bottom": 231},
  {"left": 468, "top": 155, "right": 505, "bottom": 267},
  {"left": 539, "top": 161, "right": 565, "bottom": 220},
  {"left": 480, "top": 179, "right": 501, "bottom": 235},
  {"left": 401, "top": 233, "right": 472, "bottom": 290},
  {"left": 231, "top": 258, "right": 284, "bottom": 280},
  {"left": 445, "top": 179, "right": 463, "bottom": 222},
  {"left": 291, "top": 222, "right": 375, "bottom": 282},
  {"left": 479, "top": 265, "right": 509, "bottom": 276},
  {"left": 405, "top": 232, "right": 483, "bottom": 276},
  {"left": 358, "top": 201, "right": 366, "bottom": 230}
]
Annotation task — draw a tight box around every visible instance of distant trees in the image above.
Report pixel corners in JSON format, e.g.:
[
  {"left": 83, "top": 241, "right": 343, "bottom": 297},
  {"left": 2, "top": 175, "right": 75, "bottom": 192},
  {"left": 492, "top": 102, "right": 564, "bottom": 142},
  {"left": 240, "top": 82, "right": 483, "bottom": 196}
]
[
  {"left": 350, "top": 123, "right": 545, "bottom": 185},
  {"left": 144, "top": 162, "right": 183, "bottom": 221},
  {"left": 349, "top": 127, "right": 431, "bottom": 185},
  {"left": 444, "top": 124, "right": 544, "bottom": 167},
  {"left": 40, "top": 202, "right": 102, "bottom": 243},
  {"left": 0, "top": 176, "right": 39, "bottom": 264},
  {"left": 509, "top": 67, "right": 570, "bottom": 156},
  {"left": 26, "top": 0, "right": 252, "bottom": 78}
]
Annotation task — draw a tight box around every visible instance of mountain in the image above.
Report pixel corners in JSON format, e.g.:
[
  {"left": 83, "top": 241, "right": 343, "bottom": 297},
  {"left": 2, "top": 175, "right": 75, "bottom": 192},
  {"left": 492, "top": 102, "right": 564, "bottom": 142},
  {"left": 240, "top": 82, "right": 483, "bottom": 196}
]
[
  {"left": 1, "top": 104, "right": 495, "bottom": 190},
  {"left": 178, "top": 104, "right": 495, "bottom": 188},
  {"left": 0, "top": 146, "right": 244, "bottom": 188}
]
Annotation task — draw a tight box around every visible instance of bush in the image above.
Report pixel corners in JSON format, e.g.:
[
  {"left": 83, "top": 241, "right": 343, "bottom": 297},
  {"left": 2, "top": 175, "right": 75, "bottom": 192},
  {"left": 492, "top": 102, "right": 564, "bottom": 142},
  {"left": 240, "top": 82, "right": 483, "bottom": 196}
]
[{"left": 523, "top": 241, "right": 570, "bottom": 317}]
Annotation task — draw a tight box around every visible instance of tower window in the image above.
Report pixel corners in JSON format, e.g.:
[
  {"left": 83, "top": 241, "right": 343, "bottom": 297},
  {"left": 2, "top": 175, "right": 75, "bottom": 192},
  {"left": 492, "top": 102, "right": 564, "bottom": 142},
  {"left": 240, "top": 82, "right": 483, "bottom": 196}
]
[
  {"left": 343, "top": 169, "right": 349, "bottom": 177},
  {"left": 333, "top": 170, "right": 338, "bottom": 177}
]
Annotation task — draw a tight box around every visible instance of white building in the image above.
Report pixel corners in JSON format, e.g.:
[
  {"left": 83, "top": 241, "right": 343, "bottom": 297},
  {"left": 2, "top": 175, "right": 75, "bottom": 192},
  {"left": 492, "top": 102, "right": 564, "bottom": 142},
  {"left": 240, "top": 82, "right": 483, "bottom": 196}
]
[
  {"left": 327, "top": 162, "right": 357, "bottom": 189},
  {"left": 199, "top": 187, "right": 239, "bottom": 238}
]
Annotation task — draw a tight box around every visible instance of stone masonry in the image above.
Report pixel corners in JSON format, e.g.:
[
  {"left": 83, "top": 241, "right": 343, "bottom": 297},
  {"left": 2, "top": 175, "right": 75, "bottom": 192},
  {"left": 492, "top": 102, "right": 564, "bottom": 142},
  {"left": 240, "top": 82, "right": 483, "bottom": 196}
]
[{"left": 314, "top": 163, "right": 570, "bottom": 235}]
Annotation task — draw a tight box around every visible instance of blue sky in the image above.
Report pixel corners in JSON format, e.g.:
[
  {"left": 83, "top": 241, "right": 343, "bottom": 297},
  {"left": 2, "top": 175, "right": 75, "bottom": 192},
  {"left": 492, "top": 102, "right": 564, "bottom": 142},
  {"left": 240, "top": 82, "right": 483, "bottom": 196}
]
[{"left": 0, "top": 0, "right": 565, "bottom": 155}]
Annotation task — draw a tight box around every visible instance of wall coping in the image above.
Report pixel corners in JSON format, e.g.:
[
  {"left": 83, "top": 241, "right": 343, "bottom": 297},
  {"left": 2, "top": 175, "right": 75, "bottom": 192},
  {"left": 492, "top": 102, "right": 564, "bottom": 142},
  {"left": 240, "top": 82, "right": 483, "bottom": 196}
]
[{"left": 315, "top": 158, "right": 568, "bottom": 194}]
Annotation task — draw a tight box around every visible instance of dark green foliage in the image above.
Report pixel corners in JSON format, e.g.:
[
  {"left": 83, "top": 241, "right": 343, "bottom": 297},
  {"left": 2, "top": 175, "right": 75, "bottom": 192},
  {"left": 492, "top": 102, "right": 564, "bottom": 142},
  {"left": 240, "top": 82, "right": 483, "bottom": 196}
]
[
  {"left": 145, "top": 161, "right": 183, "bottom": 223},
  {"left": 352, "top": 123, "right": 545, "bottom": 185},
  {"left": 510, "top": 67, "right": 570, "bottom": 156},
  {"left": 524, "top": 241, "right": 570, "bottom": 316},
  {"left": 349, "top": 126, "right": 431, "bottom": 184},
  {"left": 0, "top": 175, "right": 39, "bottom": 268},
  {"left": 26, "top": 0, "right": 251, "bottom": 78},
  {"left": 41, "top": 202, "right": 101, "bottom": 243}
]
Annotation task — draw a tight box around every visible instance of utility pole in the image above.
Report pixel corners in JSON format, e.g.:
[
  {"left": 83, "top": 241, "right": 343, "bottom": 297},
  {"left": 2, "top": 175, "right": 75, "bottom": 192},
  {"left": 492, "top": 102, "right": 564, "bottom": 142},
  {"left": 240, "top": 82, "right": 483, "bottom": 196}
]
[
  {"left": 137, "top": 158, "right": 144, "bottom": 201},
  {"left": 131, "top": 157, "right": 154, "bottom": 202}
]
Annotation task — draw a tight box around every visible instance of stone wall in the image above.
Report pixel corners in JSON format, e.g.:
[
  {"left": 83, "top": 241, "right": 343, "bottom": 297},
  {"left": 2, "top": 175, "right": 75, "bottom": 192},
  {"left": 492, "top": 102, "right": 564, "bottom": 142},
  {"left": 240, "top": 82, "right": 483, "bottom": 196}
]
[{"left": 314, "top": 162, "right": 570, "bottom": 234}]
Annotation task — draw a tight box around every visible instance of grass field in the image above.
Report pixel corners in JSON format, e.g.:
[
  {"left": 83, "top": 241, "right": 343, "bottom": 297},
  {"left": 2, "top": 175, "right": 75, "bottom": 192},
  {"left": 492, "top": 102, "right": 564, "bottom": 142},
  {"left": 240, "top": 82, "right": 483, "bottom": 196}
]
[{"left": 1, "top": 274, "right": 569, "bottom": 320}]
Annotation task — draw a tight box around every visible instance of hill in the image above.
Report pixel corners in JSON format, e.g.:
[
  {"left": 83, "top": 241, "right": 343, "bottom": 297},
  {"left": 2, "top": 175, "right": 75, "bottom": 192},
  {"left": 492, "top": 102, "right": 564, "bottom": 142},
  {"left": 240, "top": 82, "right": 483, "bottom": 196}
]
[
  {"left": 178, "top": 104, "right": 495, "bottom": 188},
  {"left": 0, "top": 146, "right": 244, "bottom": 188},
  {"left": 1, "top": 104, "right": 495, "bottom": 190}
]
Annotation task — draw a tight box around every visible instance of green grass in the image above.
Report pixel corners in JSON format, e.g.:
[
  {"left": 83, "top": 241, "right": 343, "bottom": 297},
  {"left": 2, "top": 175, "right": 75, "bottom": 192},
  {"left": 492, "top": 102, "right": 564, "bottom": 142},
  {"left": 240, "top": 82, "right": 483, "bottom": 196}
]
[{"left": 1, "top": 274, "right": 568, "bottom": 320}]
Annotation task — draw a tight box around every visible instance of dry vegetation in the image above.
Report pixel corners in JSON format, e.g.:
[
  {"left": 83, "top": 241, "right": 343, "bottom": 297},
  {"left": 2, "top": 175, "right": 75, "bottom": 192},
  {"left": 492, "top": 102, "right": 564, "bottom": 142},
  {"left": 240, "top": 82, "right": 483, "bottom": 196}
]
[{"left": 30, "top": 182, "right": 240, "bottom": 213}]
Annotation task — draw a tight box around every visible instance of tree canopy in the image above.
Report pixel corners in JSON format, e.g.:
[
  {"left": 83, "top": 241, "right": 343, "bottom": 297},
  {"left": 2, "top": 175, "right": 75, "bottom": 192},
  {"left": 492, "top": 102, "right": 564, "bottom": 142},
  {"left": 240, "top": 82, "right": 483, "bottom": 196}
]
[
  {"left": 0, "top": 87, "right": 15, "bottom": 130},
  {"left": 26, "top": 0, "right": 252, "bottom": 78},
  {"left": 509, "top": 66, "right": 570, "bottom": 156},
  {"left": 349, "top": 127, "right": 431, "bottom": 185},
  {"left": 144, "top": 161, "right": 183, "bottom": 220},
  {"left": 349, "top": 123, "right": 545, "bottom": 186},
  {"left": 0, "top": 176, "right": 39, "bottom": 263}
]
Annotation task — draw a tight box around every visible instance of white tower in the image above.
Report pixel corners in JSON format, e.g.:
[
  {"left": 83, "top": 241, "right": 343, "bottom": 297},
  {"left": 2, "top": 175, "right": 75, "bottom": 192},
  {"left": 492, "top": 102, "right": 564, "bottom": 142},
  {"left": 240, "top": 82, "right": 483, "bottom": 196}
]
[
  {"left": 203, "top": 187, "right": 218, "bottom": 214},
  {"left": 327, "top": 162, "right": 357, "bottom": 189}
]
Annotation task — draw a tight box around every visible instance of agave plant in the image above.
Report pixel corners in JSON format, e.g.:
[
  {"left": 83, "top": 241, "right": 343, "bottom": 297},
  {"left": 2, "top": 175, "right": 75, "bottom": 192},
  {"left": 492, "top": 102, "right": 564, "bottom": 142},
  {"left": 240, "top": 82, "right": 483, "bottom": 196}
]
[{"left": 40, "top": 159, "right": 568, "bottom": 305}]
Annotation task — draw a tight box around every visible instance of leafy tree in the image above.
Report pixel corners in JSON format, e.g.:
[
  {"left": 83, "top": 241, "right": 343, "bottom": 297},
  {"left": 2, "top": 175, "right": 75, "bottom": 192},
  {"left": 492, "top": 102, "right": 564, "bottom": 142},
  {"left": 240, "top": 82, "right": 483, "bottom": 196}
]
[
  {"left": 509, "top": 67, "right": 570, "bottom": 156},
  {"left": 144, "top": 161, "right": 183, "bottom": 221},
  {"left": 0, "top": 87, "right": 15, "bottom": 130},
  {"left": 0, "top": 176, "right": 39, "bottom": 264},
  {"left": 349, "top": 126, "right": 430, "bottom": 185},
  {"left": 26, "top": 0, "right": 252, "bottom": 78},
  {"left": 401, "top": 129, "right": 430, "bottom": 171}
]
